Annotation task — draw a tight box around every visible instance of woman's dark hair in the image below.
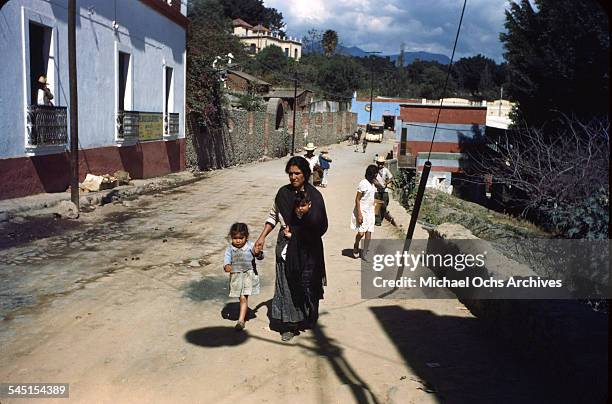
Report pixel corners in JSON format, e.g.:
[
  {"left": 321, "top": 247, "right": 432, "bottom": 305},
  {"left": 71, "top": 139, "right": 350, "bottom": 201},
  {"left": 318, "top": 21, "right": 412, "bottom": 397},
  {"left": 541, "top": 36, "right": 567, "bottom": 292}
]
[
  {"left": 365, "top": 165, "right": 379, "bottom": 182},
  {"left": 229, "top": 222, "right": 249, "bottom": 238},
  {"left": 285, "top": 156, "right": 311, "bottom": 182},
  {"left": 294, "top": 190, "right": 311, "bottom": 207}
]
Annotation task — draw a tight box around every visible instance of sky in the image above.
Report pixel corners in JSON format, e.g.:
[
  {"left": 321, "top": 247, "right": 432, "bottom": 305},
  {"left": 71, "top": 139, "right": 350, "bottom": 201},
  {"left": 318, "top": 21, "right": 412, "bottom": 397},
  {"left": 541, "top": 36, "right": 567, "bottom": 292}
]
[{"left": 263, "top": 0, "right": 515, "bottom": 62}]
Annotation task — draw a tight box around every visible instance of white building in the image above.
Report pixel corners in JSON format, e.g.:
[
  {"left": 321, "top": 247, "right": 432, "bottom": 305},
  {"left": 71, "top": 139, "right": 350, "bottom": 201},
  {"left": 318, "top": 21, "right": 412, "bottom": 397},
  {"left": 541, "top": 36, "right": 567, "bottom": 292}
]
[
  {"left": 232, "top": 18, "right": 302, "bottom": 60},
  {"left": 0, "top": 0, "right": 188, "bottom": 200}
]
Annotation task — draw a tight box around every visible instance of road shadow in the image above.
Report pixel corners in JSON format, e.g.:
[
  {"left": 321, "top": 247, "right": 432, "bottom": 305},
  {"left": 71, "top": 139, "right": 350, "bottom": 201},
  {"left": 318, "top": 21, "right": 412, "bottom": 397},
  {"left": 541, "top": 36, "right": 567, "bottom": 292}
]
[
  {"left": 221, "top": 302, "right": 257, "bottom": 321},
  {"left": 370, "top": 306, "right": 572, "bottom": 403},
  {"left": 341, "top": 248, "right": 359, "bottom": 259},
  {"left": 184, "top": 315, "right": 379, "bottom": 403},
  {"left": 185, "top": 326, "right": 248, "bottom": 347},
  {"left": 183, "top": 277, "right": 229, "bottom": 302}
]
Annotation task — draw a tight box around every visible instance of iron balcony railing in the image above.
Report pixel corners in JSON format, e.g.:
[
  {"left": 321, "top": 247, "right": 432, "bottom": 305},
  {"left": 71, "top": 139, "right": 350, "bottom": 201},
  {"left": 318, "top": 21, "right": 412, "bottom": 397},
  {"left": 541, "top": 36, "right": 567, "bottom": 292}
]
[
  {"left": 26, "top": 105, "right": 68, "bottom": 146},
  {"left": 116, "top": 110, "right": 140, "bottom": 140},
  {"left": 165, "top": 112, "right": 179, "bottom": 137}
]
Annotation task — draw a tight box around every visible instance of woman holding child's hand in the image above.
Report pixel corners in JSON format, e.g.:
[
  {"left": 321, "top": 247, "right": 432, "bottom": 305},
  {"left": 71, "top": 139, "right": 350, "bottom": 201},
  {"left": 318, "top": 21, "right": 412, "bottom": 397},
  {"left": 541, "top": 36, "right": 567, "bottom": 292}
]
[{"left": 254, "top": 156, "right": 328, "bottom": 342}]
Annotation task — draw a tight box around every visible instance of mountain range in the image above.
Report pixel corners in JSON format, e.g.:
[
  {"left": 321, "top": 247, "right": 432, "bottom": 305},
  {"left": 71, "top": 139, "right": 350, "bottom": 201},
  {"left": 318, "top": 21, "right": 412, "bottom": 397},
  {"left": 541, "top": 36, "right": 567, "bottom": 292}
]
[
  {"left": 303, "top": 44, "right": 450, "bottom": 65},
  {"left": 337, "top": 45, "right": 451, "bottom": 64}
]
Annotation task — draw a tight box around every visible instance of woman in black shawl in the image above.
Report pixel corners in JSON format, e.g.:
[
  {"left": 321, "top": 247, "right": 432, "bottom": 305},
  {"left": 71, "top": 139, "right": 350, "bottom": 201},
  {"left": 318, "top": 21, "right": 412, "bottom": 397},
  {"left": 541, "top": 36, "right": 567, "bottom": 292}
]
[{"left": 253, "top": 156, "right": 328, "bottom": 341}]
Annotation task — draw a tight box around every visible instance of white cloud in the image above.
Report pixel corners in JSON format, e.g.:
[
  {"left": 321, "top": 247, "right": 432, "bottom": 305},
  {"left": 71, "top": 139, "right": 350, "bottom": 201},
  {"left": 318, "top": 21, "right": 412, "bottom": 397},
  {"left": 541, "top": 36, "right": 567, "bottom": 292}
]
[{"left": 264, "top": 0, "right": 511, "bottom": 61}]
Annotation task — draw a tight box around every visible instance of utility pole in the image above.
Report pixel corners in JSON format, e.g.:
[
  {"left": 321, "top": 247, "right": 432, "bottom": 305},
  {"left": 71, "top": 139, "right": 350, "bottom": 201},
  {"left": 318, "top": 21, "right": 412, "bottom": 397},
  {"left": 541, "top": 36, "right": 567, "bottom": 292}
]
[
  {"left": 366, "top": 51, "right": 381, "bottom": 122},
  {"left": 68, "top": 0, "right": 79, "bottom": 209},
  {"left": 291, "top": 72, "right": 297, "bottom": 156}
]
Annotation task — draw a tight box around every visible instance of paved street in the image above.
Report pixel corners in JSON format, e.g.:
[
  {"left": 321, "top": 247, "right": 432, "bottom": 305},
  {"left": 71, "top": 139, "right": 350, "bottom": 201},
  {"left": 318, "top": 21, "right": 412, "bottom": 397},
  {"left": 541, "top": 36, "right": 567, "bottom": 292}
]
[{"left": 1, "top": 140, "right": 564, "bottom": 403}]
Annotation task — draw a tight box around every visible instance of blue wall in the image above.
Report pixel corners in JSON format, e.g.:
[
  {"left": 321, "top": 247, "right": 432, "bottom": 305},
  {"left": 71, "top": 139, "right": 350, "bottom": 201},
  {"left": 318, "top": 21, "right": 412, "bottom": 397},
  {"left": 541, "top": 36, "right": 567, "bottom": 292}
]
[{"left": 351, "top": 95, "right": 402, "bottom": 125}]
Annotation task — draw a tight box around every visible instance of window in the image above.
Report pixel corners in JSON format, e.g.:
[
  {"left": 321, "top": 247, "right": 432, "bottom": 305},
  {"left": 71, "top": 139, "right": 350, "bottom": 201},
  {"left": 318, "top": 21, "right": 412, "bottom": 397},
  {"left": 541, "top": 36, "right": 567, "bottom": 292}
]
[
  {"left": 294, "top": 48, "right": 298, "bottom": 59},
  {"left": 118, "top": 51, "right": 132, "bottom": 111},
  {"left": 400, "top": 127, "right": 407, "bottom": 155},
  {"left": 250, "top": 43, "right": 256, "bottom": 54},
  {"left": 165, "top": 66, "right": 174, "bottom": 114},
  {"left": 28, "top": 22, "right": 54, "bottom": 105},
  {"left": 284, "top": 48, "right": 289, "bottom": 57}
]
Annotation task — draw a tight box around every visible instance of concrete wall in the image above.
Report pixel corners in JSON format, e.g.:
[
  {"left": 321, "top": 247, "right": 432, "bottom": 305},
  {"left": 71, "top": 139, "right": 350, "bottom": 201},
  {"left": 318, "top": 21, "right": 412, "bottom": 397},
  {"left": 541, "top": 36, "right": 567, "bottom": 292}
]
[
  {"left": 186, "top": 109, "right": 357, "bottom": 170},
  {"left": 0, "top": 0, "right": 186, "bottom": 158}
]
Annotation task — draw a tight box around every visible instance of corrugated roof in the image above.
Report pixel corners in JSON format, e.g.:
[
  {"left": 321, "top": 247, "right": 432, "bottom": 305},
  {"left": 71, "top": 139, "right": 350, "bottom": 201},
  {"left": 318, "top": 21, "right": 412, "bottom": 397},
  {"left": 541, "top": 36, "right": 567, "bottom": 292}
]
[
  {"left": 232, "top": 18, "right": 253, "bottom": 28},
  {"left": 251, "top": 24, "right": 270, "bottom": 32},
  {"left": 227, "top": 70, "right": 270, "bottom": 86}
]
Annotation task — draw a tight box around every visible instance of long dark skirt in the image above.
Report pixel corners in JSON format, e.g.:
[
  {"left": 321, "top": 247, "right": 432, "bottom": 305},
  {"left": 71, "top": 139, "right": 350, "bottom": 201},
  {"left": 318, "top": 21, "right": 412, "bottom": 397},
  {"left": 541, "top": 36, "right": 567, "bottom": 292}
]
[{"left": 270, "top": 260, "right": 322, "bottom": 328}]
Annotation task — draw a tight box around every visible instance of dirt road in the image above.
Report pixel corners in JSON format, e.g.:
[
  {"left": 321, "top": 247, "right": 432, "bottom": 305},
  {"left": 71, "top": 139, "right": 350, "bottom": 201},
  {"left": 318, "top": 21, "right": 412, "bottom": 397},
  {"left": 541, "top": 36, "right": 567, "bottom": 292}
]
[{"left": 1, "top": 140, "right": 563, "bottom": 403}]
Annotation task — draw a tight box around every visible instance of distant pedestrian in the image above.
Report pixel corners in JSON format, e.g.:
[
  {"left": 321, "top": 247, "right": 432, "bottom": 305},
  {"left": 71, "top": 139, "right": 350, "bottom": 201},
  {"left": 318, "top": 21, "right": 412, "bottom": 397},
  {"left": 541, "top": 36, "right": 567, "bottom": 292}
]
[
  {"left": 374, "top": 156, "right": 396, "bottom": 226},
  {"left": 318, "top": 148, "right": 332, "bottom": 188},
  {"left": 351, "top": 165, "right": 378, "bottom": 259},
  {"left": 353, "top": 129, "right": 361, "bottom": 152},
  {"left": 303, "top": 142, "right": 320, "bottom": 185},
  {"left": 362, "top": 133, "right": 368, "bottom": 153},
  {"left": 37, "top": 75, "right": 54, "bottom": 106},
  {"left": 223, "top": 223, "right": 263, "bottom": 331}
]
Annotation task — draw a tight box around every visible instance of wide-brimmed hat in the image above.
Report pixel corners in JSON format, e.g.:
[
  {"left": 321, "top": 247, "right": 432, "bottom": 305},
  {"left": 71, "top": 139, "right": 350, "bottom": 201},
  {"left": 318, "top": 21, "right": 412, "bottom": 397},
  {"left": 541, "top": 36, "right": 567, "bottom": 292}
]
[
  {"left": 304, "top": 142, "right": 316, "bottom": 151},
  {"left": 321, "top": 148, "right": 329, "bottom": 153},
  {"left": 38, "top": 76, "right": 48, "bottom": 84},
  {"left": 376, "top": 155, "right": 386, "bottom": 163}
]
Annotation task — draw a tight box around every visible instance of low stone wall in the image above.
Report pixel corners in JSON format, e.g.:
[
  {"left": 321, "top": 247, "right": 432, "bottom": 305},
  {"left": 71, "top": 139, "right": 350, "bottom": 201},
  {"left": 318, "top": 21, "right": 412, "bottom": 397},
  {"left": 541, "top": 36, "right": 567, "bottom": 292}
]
[
  {"left": 186, "top": 109, "right": 357, "bottom": 170},
  {"left": 427, "top": 223, "right": 608, "bottom": 402}
]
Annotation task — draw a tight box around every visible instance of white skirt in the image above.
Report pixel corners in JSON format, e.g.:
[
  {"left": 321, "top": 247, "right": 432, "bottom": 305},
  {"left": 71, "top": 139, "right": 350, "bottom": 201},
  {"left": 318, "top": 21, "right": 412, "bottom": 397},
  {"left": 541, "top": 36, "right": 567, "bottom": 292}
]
[{"left": 351, "top": 205, "right": 375, "bottom": 233}]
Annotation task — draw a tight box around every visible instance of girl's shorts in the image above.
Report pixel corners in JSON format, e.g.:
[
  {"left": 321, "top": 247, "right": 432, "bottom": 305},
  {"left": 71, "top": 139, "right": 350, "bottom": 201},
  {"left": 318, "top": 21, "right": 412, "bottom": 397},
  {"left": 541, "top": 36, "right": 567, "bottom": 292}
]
[{"left": 229, "top": 269, "right": 260, "bottom": 297}]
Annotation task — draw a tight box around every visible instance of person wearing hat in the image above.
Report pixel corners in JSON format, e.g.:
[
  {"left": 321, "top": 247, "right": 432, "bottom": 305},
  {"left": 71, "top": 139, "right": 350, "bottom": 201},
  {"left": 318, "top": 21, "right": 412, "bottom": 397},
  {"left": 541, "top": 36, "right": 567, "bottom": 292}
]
[
  {"left": 318, "top": 148, "right": 332, "bottom": 188},
  {"left": 37, "top": 75, "right": 54, "bottom": 106},
  {"left": 303, "top": 143, "right": 320, "bottom": 185},
  {"left": 374, "top": 155, "right": 396, "bottom": 226}
]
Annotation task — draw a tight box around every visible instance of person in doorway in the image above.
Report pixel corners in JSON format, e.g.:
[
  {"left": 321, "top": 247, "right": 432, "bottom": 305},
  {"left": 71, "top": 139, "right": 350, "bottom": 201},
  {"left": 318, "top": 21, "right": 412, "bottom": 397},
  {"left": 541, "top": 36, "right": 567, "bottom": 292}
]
[
  {"left": 374, "top": 156, "right": 397, "bottom": 226},
  {"left": 318, "top": 148, "right": 332, "bottom": 188},
  {"left": 253, "top": 156, "right": 328, "bottom": 342},
  {"left": 223, "top": 223, "right": 264, "bottom": 331},
  {"left": 351, "top": 165, "right": 378, "bottom": 259},
  {"left": 37, "top": 75, "right": 54, "bottom": 106}
]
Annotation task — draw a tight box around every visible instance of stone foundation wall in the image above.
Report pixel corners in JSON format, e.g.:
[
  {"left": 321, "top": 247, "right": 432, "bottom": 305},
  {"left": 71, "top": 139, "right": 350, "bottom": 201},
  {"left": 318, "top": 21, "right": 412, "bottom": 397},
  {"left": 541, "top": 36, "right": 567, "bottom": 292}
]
[{"left": 186, "top": 109, "right": 357, "bottom": 170}]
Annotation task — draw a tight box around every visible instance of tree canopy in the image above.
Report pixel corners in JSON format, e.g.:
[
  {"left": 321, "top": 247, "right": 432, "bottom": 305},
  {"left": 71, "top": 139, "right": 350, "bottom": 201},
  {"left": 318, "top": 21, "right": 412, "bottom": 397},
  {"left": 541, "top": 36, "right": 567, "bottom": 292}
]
[
  {"left": 220, "top": 0, "right": 285, "bottom": 33},
  {"left": 500, "top": 0, "right": 609, "bottom": 126},
  {"left": 322, "top": 30, "right": 339, "bottom": 56}
]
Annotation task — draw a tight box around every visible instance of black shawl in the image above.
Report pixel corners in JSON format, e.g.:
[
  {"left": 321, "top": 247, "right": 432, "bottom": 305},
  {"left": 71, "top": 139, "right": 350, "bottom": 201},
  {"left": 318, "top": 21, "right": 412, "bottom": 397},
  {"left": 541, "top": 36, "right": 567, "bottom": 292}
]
[{"left": 274, "top": 183, "right": 328, "bottom": 308}]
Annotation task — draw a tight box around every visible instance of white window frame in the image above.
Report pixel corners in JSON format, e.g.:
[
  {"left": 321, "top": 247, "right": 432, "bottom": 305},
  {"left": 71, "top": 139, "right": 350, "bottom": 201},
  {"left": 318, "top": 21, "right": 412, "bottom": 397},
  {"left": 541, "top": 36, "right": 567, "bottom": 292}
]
[
  {"left": 162, "top": 59, "right": 177, "bottom": 140},
  {"left": 21, "top": 7, "right": 64, "bottom": 156},
  {"left": 115, "top": 41, "right": 135, "bottom": 146}
]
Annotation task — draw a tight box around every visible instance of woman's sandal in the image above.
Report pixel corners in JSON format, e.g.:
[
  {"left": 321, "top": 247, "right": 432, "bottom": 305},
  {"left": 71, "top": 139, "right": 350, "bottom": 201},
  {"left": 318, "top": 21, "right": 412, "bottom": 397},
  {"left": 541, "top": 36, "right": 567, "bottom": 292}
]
[{"left": 281, "top": 331, "right": 295, "bottom": 341}]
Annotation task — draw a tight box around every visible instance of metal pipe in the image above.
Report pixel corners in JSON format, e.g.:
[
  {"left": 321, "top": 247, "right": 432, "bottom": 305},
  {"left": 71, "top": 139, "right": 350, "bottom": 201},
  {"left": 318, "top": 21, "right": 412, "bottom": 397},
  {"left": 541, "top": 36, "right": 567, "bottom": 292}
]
[
  {"left": 68, "top": 0, "right": 79, "bottom": 209},
  {"left": 404, "top": 161, "right": 431, "bottom": 250}
]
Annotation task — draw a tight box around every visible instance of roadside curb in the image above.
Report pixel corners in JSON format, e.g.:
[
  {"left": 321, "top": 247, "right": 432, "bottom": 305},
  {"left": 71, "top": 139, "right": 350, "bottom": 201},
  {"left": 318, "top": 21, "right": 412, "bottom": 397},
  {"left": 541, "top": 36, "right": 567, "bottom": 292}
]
[{"left": 0, "top": 171, "right": 209, "bottom": 220}]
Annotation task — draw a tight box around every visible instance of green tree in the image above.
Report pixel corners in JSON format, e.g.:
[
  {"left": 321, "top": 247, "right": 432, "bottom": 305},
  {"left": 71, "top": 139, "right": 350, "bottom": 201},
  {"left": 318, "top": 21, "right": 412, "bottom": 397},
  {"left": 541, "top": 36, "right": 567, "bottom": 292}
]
[
  {"left": 302, "top": 28, "right": 323, "bottom": 54},
  {"left": 322, "top": 30, "right": 339, "bottom": 56},
  {"left": 500, "top": 0, "right": 609, "bottom": 126},
  {"left": 452, "top": 54, "right": 500, "bottom": 100},
  {"left": 315, "top": 55, "right": 361, "bottom": 101},
  {"left": 187, "top": 0, "right": 246, "bottom": 124},
  {"left": 221, "top": 0, "right": 285, "bottom": 33}
]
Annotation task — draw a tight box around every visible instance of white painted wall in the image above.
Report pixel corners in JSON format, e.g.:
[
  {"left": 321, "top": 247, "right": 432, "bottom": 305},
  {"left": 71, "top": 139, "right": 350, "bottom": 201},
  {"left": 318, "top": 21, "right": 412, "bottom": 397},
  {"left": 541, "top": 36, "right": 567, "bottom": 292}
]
[{"left": 0, "top": 0, "right": 186, "bottom": 158}]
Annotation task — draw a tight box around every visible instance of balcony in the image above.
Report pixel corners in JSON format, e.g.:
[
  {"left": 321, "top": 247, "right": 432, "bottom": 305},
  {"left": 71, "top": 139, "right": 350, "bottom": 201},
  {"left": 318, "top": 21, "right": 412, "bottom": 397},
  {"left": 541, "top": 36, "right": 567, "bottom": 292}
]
[
  {"left": 116, "top": 111, "right": 179, "bottom": 145},
  {"left": 26, "top": 105, "right": 68, "bottom": 147},
  {"left": 116, "top": 110, "right": 140, "bottom": 144},
  {"left": 164, "top": 112, "right": 179, "bottom": 138}
]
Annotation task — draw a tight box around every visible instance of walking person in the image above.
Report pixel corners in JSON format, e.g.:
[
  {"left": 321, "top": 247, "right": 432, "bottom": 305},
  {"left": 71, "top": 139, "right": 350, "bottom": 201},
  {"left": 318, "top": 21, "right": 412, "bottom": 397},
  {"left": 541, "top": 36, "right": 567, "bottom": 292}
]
[
  {"left": 353, "top": 129, "right": 361, "bottom": 152},
  {"left": 223, "top": 223, "right": 264, "bottom": 331},
  {"left": 362, "top": 133, "right": 368, "bottom": 153},
  {"left": 318, "top": 148, "right": 332, "bottom": 188},
  {"left": 254, "top": 156, "right": 328, "bottom": 342},
  {"left": 374, "top": 156, "right": 396, "bottom": 226},
  {"left": 303, "top": 142, "right": 320, "bottom": 185},
  {"left": 351, "top": 165, "right": 378, "bottom": 259}
]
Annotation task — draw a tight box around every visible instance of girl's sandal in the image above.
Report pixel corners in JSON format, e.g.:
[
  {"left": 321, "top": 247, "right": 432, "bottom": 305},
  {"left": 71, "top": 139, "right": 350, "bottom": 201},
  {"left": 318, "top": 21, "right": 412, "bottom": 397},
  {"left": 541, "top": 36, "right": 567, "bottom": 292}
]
[
  {"left": 352, "top": 248, "right": 360, "bottom": 259},
  {"left": 235, "top": 321, "right": 245, "bottom": 331}
]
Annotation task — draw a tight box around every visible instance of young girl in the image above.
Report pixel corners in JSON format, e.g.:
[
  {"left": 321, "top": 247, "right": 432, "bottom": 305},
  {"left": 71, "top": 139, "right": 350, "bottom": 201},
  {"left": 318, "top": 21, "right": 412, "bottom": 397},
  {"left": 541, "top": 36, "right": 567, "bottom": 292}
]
[
  {"left": 223, "top": 223, "right": 263, "bottom": 330},
  {"left": 351, "top": 165, "right": 379, "bottom": 259}
]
